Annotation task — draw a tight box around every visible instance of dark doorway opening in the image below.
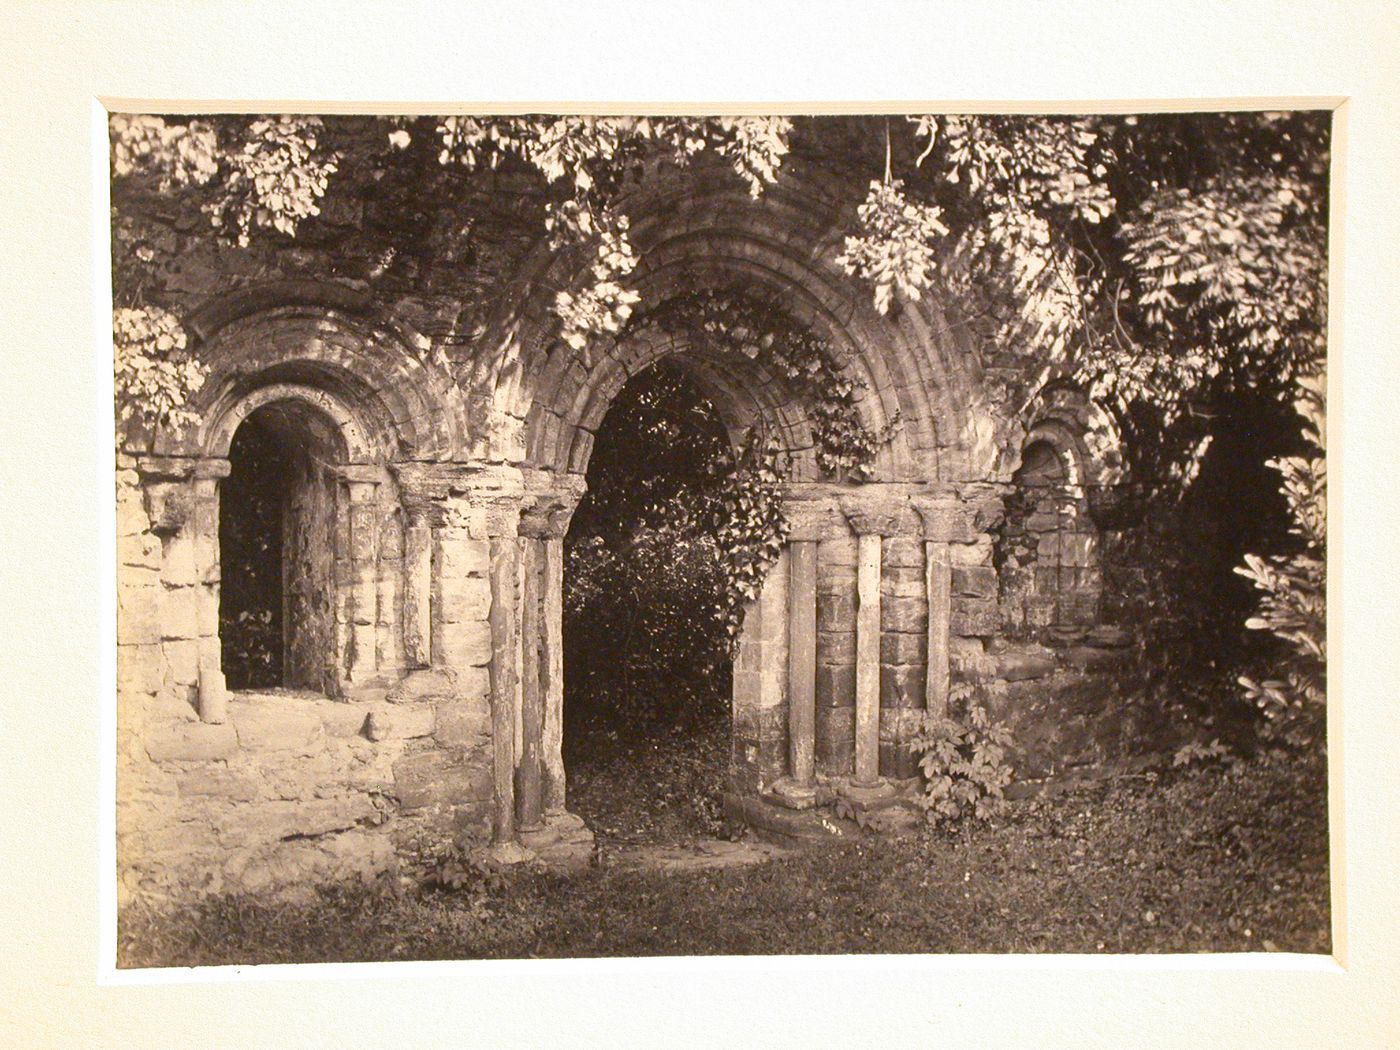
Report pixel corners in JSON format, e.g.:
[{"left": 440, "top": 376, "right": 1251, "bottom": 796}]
[
  {"left": 219, "top": 403, "right": 340, "bottom": 693},
  {"left": 562, "top": 360, "right": 736, "bottom": 845}
]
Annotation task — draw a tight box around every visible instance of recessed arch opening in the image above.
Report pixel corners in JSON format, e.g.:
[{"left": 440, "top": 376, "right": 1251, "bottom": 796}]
[
  {"left": 218, "top": 398, "right": 348, "bottom": 693},
  {"left": 996, "top": 431, "right": 1103, "bottom": 637},
  {"left": 558, "top": 337, "right": 802, "bottom": 844}
]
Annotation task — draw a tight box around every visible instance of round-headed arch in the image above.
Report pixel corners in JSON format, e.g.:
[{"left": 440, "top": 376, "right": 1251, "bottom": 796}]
[
  {"left": 500, "top": 171, "right": 989, "bottom": 485},
  {"left": 157, "top": 304, "right": 467, "bottom": 464}
]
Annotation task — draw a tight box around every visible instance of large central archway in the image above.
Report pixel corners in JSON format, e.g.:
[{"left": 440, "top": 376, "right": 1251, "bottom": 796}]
[
  {"left": 524, "top": 289, "right": 836, "bottom": 824},
  {"left": 560, "top": 359, "right": 738, "bottom": 841}
]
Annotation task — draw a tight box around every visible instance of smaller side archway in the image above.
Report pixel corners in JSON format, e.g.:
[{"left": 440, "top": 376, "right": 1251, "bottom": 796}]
[
  {"left": 202, "top": 381, "right": 406, "bottom": 699},
  {"left": 996, "top": 420, "right": 1104, "bottom": 636}
]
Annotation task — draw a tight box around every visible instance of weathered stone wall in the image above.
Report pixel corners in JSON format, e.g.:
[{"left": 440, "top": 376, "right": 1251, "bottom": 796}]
[
  {"left": 113, "top": 159, "right": 1165, "bottom": 897},
  {"left": 116, "top": 674, "right": 493, "bottom": 903}
]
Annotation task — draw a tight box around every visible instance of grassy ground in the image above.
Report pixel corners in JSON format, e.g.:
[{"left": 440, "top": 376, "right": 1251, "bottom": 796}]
[
  {"left": 563, "top": 709, "right": 730, "bottom": 847},
  {"left": 117, "top": 747, "right": 1330, "bottom": 965}
]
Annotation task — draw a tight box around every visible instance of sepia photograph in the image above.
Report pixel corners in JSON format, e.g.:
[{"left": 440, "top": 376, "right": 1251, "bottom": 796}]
[{"left": 110, "top": 108, "right": 1333, "bottom": 966}]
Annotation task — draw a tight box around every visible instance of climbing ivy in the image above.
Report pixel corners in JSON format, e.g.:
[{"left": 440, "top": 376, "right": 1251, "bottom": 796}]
[
  {"left": 626, "top": 288, "right": 897, "bottom": 480},
  {"left": 702, "top": 434, "right": 791, "bottom": 647}
]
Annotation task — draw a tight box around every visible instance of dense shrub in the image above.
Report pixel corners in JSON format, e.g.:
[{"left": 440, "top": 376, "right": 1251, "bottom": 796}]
[
  {"left": 563, "top": 362, "right": 738, "bottom": 736},
  {"left": 564, "top": 529, "right": 732, "bottom": 733}
]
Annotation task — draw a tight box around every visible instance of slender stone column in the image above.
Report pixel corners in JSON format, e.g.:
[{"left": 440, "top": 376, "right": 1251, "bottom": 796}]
[
  {"left": 925, "top": 541, "right": 951, "bottom": 718},
  {"left": 514, "top": 534, "right": 544, "bottom": 831},
  {"left": 517, "top": 500, "right": 573, "bottom": 815},
  {"left": 344, "top": 471, "right": 381, "bottom": 684},
  {"left": 852, "top": 531, "right": 882, "bottom": 785},
  {"left": 488, "top": 533, "right": 519, "bottom": 846},
  {"left": 787, "top": 540, "right": 818, "bottom": 787},
  {"left": 401, "top": 503, "right": 433, "bottom": 669},
  {"left": 191, "top": 460, "right": 231, "bottom": 723},
  {"left": 767, "top": 537, "right": 817, "bottom": 808},
  {"left": 541, "top": 534, "right": 566, "bottom": 812},
  {"left": 913, "top": 495, "right": 976, "bottom": 720},
  {"left": 841, "top": 500, "right": 902, "bottom": 796}
]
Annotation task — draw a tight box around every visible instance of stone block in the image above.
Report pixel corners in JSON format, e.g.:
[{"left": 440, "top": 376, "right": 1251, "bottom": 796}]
[
  {"left": 118, "top": 532, "right": 163, "bottom": 571},
  {"left": 992, "top": 649, "right": 1057, "bottom": 682},
  {"left": 437, "top": 575, "right": 492, "bottom": 624},
  {"left": 161, "top": 531, "right": 198, "bottom": 587},
  {"left": 880, "top": 664, "right": 927, "bottom": 708},
  {"left": 145, "top": 721, "right": 238, "bottom": 763},
  {"left": 116, "top": 485, "right": 151, "bottom": 537},
  {"left": 1023, "top": 507, "right": 1060, "bottom": 532},
  {"left": 880, "top": 631, "right": 926, "bottom": 666},
  {"left": 951, "top": 565, "right": 998, "bottom": 599},
  {"left": 153, "top": 683, "right": 198, "bottom": 720},
  {"left": 364, "top": 704, "right": 436, "bottom": 742},
  {"left": 880, "top": 564, "right": 926, "bottom": 595},
  {"left": 318, "top": 702, "right": 372, "bottom": 738},
  {"left": 815, "top": 663, "right": 855, "bottom": 709},
  {"left": 817, "top": 629, "right": 855, "bottom": 665},
  {"left": 435, "top": 621, "right": 493, "bottom": 667},
  {"left": 232, "top": 699, "right": 327, "bottom": 756},
  {"left": 117, "top": 643, "right": 164, "bottom": 695},
  {"left": 948, "top": 637, "right": 990, "bottom": 677},
  {"left": 816, "top": 593, "right": 855, "bottom": 633},
  {"left": 159, "top": 585, "right": 200, "bottom": 641},
  {"left": 177, "top": 767, "right": 261, "bottom": 802},
  {"left": 163, "top": 638, "right": 200, "bottom": 687},
  {"left": 387, "top": 668, "right": 460, "bottom": 703},
  {"left": 819, "top": 535, "right": 857, "bottom": 567},
  {"left": 217, "top": 797, "right": 381, "bottom": 849},
  {"left": 881, "top": 595, "right": 927, "bottom": 634},
  {"left": 950, "top": 599, "right": 999, "bottom": 637},
  {"left": 437, "top": 535, "right": 491, "bottom": 580},
  {"left": 881, "top": 536, "right": 925, "bottom": 569},
  {"left": 393, "top": 748, "right": 494, "bottom": 811},
  {"left": 433, "top": 699, "right": 491, "bottom": 746},
  {"left": 731, "top": 669, "right": 762, "bottom": 710},
  {"left": 117, "top": 584, "right": 162, "bottom": 646},
  {"left": 878, "top": 740, "right": 920, "bottom": 780},
  {"left": 815, "top": 705, "right": 855, "bottom": 774},
  {"left": 949, "top": 539, "right": 993, "bottom": 567}
]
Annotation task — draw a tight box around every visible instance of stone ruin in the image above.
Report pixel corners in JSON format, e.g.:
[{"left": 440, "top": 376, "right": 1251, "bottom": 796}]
[{"left": 115, "top": 167, "right": 1144, "bottom": 904}]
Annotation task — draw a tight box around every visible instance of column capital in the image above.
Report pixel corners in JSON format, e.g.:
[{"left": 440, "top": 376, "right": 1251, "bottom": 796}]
[
  {"left": 519, "top": 505, "right": 573, "bottom": 540},
  {"left": 133, "top": 454, "right": 232, "bottom": 482},
  {"left": 839, "top": 497, "right": 904, "bottom": 537},
  {"left": 783, "top": 498, "right": 842, "bottom": 542},
  {"left": 910, "top": 493, "right": 995, "bottom": 543},
  {"left": 390, "top": 462, "right": 525, "bottom": 502},
  {"left": 392, "top": 463, "right": 526, "bottom": 537},
  {"left": 519, "top": 476, "right": 586, "bottom": 539}
]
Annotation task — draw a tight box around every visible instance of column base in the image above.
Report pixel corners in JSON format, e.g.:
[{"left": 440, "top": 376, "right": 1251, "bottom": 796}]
[
  {"left": 518, "top": 811, "right": 595, "bottom": 871},
  {"left": 767, "top": 776, "right": 818, "bottom": 810},
  {"left": 838, "top": 778, "right": 898, "bottom": 804},
  {"left": 486, "top": 841, "right": 537, "bottom": 865}
]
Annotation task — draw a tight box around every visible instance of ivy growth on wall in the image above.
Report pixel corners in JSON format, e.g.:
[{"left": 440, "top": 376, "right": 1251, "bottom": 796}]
[{"left": 625, "top": 287, "right": 897, "bottom": 480}]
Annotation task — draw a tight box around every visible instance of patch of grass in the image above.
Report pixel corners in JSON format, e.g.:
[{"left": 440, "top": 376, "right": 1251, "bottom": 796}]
[
  {"left": 563, "top": 707, "right": 729, "bottom": 847},
  {"left": 118, "top": 748, "right": 1329, "bottom": 966}
]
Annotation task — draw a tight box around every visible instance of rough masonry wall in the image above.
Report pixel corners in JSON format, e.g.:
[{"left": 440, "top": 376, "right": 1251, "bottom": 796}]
[
  {"left": 116, "top": 452, "right": 501, "bottom": 905},
  {"left": 116, "top": 674, "right": 494, "bottom": 903}
]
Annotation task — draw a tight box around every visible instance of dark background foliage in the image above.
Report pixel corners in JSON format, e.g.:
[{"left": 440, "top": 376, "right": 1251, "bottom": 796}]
[
  {"left": 218, "top": 415, "right": 286, "bottom": 690},
  {"left": 563, "top": 361, "right": 736, "bottom": 742}
]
